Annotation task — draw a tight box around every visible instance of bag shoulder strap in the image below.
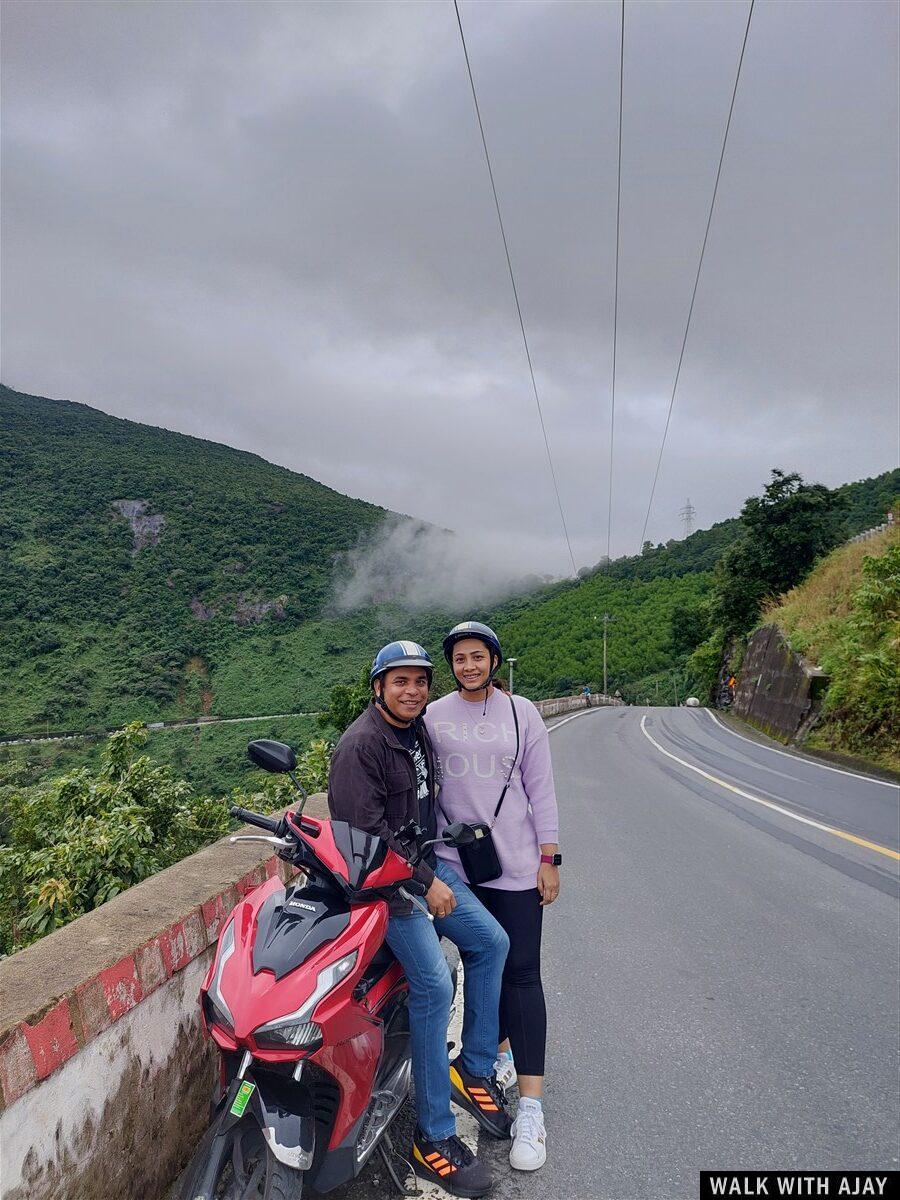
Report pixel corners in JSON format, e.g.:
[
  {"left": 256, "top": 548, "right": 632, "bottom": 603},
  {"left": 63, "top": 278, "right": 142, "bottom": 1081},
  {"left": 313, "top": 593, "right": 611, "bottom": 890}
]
[
  {"left": 436, "top": 691, "right": 521, "bottom": 828},
  {"left": 489, "top": 693, "right": 520, "bottom": 823}
]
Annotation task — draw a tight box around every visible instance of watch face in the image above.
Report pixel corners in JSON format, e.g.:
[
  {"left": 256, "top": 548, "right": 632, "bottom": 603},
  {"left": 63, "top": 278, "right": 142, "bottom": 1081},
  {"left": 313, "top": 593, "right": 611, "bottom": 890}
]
[{"left": 552, "top": 854, "right": 562, "bottom": 866}]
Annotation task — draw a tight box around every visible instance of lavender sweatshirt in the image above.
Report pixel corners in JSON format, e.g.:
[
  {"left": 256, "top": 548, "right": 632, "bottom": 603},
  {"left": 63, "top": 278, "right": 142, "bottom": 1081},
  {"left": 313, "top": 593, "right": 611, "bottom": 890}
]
[{"left": 423, "top": 689, "right": 559, "bottom": 891}]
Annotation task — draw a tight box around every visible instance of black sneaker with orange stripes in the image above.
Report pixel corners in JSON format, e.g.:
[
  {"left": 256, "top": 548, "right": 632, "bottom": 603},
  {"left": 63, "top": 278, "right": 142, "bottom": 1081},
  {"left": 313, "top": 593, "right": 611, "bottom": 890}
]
[
  {"left": 411, "top": 1129, "right": 493, "bottom": 1197},
  {"left": 449, "top": 1058, "right": 513, "bottom": 1140}
]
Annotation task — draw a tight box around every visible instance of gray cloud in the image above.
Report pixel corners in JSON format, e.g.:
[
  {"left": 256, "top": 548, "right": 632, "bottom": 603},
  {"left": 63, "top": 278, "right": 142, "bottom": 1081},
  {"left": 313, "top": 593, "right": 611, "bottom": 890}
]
[
  {"left": 2, "top": 0, "right": 897, "bottom": 575},
  {"left": 332, "top": 515, "right": 552, "bottom": 614}
]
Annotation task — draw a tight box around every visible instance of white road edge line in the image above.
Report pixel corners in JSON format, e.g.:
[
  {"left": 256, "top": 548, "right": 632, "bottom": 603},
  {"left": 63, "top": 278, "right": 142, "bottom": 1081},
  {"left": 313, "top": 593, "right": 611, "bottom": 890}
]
[
  {"left": 705, "top": 708, "right": 898, "bottom": 790},
  {"left": 547, "top": 707, "right": 600, "bottom": 733},
  {"left": 640, "top": 715, "right": 900, "bottom": 863}
]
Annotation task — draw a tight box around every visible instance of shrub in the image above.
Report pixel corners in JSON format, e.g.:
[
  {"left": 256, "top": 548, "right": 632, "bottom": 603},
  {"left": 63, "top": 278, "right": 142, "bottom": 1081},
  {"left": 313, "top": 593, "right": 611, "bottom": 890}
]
[{"left": 0, "top": 723, "right": 231, "bottom": 954}]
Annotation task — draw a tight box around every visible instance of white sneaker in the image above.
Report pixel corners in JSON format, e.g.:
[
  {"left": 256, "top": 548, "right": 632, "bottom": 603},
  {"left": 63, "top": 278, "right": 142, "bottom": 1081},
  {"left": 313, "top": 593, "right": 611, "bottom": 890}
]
[
  {"left": 493, "top": 1054, "right": 516, "bottom": 1091},
  {"left": 509, "top": 1101, "right": 547, "bottom": 1171}
]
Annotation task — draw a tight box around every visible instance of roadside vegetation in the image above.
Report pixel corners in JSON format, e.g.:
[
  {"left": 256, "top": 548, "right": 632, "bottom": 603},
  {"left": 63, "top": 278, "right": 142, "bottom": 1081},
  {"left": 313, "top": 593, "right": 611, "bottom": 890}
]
[
  {"left": 764, "top": 528, "right": 899, "bottom": 772},
  {"left": 0, "top": 723, "right": 332, "bottom": 955},
  {"left": 680, "top": 470, "right": 891, "bottom": 702}
]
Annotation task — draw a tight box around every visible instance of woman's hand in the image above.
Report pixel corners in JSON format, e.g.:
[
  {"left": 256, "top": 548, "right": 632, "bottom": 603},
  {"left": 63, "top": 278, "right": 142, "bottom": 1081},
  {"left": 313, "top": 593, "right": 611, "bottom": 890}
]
[{"left": 537, "top": 863, "right": 560, "bottom": 906}]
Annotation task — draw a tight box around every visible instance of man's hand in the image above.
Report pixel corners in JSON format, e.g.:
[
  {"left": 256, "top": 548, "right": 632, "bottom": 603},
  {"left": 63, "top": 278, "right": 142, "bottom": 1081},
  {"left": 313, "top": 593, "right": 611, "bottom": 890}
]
[
  {"left": 537, "top": 863, "right": 560, "bottom": 906},
  {"left": 425, "top": 876, "right": 457, "bottom": 919}
]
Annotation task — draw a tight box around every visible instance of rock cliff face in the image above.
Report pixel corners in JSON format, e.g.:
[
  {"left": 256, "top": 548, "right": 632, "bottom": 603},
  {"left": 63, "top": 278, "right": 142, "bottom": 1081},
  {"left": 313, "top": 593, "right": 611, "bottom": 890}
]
[
  {"left": 111, "top": 499, "right": 165, "bottom": 553},
  {"left": 733, "top": 624, "right": 828, "bottom": 742},
  {"left": 189, "top": 593, "right": 288, "bottom": 625}
]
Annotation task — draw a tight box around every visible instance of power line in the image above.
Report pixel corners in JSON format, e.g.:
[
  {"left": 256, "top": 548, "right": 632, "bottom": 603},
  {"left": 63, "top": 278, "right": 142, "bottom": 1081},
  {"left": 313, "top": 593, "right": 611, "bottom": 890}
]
[
  {"left": 453, "top": 0, "right": 578, "bottom": 576},
  {"left": 638, "top": 0, "right": 755, "bottom": 552},
  {"left": 606, "top": 0, "right": 625, "bottom": 569}
]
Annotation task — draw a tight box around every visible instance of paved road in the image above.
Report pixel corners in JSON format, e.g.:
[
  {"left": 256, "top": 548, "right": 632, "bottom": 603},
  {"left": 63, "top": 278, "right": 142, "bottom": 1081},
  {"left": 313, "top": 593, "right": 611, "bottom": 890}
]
[{"left": 471, "top": 706, "right": 898, "bottom": 1200}]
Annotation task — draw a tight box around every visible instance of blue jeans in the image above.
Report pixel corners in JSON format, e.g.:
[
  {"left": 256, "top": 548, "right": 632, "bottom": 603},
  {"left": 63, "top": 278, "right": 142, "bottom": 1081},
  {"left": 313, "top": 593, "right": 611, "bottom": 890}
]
[{"left": 385, "top": 860, "right": 510, "bottom": 1141}]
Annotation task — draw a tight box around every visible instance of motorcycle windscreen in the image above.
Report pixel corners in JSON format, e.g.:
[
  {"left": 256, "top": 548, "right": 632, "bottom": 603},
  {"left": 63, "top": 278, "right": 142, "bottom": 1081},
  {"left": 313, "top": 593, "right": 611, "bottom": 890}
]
[
  {"left": 329, "top": 822, "right": 389, "bottom": 888},
  {"left": 252, "top": 882, "right": 350, "bottom": 980}
]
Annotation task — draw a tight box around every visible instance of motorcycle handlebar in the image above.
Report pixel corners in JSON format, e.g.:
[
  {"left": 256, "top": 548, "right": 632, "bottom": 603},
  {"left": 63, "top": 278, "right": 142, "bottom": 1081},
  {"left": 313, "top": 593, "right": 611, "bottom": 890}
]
[{"left": 229, "top": 805, "right": 281, "bottom": 834}]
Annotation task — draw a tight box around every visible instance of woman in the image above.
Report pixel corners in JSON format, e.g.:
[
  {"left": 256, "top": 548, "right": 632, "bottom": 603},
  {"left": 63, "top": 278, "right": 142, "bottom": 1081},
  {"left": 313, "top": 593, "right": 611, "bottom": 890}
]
[{"left": 424, "top": 621, "right": 561, "bottom": 1173}]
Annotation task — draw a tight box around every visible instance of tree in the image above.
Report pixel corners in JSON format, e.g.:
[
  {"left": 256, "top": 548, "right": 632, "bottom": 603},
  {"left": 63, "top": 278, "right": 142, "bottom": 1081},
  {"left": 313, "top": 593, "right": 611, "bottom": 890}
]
[
  {"left": 0, "top": 723, "right": 231, "bottom": 953},
  {"left": 318, "top": 668, "right": 371, "bottom": 734},
  {"left": 712, "top": 470, "right": 845, "bottom": 635},
  {"left": 669, "top": 601, "right": 711, "bottom": 655}
]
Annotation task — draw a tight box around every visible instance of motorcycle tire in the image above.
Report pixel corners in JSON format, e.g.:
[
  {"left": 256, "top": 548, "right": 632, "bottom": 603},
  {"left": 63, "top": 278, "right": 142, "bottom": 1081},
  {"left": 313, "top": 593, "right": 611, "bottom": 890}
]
[{"left": 178, "top": 1116, "right": 304, "bottom": 1200}]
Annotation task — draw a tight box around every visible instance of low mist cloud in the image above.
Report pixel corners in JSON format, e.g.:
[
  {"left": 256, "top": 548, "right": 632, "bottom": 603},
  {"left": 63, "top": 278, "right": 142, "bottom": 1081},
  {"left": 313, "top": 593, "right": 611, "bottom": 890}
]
[{"left": 332, "top": 516, "right": 557, "bottom": 614}]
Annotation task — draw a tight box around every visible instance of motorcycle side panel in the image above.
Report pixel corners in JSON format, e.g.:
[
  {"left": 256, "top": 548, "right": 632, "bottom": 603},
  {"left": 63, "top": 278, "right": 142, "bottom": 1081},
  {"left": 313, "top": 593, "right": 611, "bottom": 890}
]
[{"left": 312, "top": 1024, "right": 383, "bottom": 1149}]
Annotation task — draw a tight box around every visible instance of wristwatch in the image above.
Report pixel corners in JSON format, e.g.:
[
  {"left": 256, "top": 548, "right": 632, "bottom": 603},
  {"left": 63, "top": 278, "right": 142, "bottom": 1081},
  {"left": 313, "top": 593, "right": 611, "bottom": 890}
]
[{"left": 540, "top": 853, "right": 562, "bottom": 866}]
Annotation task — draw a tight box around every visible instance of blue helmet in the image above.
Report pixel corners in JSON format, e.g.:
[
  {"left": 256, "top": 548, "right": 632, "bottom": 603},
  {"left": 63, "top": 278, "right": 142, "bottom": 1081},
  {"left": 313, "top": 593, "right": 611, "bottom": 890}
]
[
  {"left": 369, "top": 640, "right": 434, "bottom": 685},
  {"left": 442, "top": 621, "right": 503, "bottom": 668}
]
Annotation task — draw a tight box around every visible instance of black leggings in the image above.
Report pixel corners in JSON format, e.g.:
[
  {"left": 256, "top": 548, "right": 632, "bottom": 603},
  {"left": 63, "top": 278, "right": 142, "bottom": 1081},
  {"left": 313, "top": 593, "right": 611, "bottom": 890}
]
[{"left": 470, "top": 885, "right": 546, "bottom": 1077}]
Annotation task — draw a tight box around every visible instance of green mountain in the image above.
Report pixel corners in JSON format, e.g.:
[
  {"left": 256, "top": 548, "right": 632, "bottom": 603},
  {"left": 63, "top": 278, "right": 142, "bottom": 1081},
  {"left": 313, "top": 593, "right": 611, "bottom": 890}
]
[
  {"left": 2, "top": 384, "right": 897, "bottom": 743},
  {"left": 0, "top": 384, "right": 400, "bottom": 732}
]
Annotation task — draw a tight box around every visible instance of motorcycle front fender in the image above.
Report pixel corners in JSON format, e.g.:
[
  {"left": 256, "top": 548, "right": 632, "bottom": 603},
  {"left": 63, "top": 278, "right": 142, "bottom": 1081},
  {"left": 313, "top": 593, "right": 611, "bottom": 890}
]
[{"left": 223, "top": 1069, "right": 316, "bottom": 1171}]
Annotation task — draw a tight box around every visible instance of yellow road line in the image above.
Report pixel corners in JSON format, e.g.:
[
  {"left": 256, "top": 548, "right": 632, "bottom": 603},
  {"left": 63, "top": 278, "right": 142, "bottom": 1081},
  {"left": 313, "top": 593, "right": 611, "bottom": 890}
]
[{"left": 640, "top": 715, "right": 900, "bottom": 863}]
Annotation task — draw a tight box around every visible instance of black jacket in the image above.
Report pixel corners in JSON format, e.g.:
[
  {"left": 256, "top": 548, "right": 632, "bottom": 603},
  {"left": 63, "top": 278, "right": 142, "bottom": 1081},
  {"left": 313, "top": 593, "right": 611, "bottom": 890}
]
[{"left": 327, "top": 703, "right": 441, "bottom": 915}]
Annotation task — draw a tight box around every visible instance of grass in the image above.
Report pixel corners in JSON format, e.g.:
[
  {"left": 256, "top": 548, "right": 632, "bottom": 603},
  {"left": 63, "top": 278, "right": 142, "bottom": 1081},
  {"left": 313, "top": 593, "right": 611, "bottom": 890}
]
[
  {"left": 761, "top": 528, "right": 897, "bottom": 662},
  {"left": 763, "top": 527, "right": 899, "bottom": 772}
]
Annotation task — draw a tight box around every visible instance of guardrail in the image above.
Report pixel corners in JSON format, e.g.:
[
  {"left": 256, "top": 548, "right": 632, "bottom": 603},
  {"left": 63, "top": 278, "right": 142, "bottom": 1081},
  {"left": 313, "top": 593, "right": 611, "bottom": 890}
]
[{"left": 848, "top": 520, "right": 894, "bottom": 544}]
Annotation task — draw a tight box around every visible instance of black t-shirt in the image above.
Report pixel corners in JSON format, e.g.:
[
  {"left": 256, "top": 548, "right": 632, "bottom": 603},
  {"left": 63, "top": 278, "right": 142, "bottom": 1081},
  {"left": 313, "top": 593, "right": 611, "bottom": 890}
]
[{"left": 394, "top": 723, "right": 436, "bottom": 868}]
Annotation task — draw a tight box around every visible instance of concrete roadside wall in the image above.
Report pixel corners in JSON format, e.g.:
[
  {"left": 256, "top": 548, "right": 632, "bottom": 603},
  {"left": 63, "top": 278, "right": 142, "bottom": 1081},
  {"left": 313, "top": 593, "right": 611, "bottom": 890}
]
[
  {"left": 733, "top": 624, "right": 828, "bottom": 742},
  {"left": 533, "top": 693, "right": 622, "bottom": 717},
  {"left": 0, "top": 795, "right": 328, "bottom": 1200}
]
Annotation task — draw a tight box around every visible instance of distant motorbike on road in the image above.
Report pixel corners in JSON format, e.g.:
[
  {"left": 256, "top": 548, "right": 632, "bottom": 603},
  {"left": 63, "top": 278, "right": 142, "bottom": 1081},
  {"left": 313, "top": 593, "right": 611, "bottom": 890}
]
[{"left": 178, "top": 738, "right": 476, "bottom": 1200}]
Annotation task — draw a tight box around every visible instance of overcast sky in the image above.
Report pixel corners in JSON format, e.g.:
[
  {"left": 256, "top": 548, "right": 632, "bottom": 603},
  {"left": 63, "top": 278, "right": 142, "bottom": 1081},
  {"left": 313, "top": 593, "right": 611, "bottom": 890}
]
[{"left": 3, "top": 0, "right": 898, "bottom": 575}]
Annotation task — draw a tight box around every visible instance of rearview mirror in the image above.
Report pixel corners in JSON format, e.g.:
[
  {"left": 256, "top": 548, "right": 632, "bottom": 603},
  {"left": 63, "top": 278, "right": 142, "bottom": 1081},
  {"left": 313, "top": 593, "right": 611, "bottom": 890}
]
[
  {"left": 442, "top": 821, "right": 478, "bottom": 847},
  {"left": 247, "top": 739, "right": 297, "bottom": 774}
]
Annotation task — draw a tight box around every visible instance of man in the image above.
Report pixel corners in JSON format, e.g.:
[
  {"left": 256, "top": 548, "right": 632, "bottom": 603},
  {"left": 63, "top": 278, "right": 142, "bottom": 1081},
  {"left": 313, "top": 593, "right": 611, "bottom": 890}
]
[{"left": 328, "top": 640, "right": 511, "bottom": 1198}]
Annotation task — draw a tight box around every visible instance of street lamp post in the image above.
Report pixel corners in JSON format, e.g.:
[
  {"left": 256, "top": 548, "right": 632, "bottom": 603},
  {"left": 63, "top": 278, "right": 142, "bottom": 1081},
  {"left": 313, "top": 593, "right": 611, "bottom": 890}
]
[
  {"left": 507, "top": 657, "right": 517, "bottom": 695},
  {"left": 602, "top": 613, "right": 611, "bottom": 698}
]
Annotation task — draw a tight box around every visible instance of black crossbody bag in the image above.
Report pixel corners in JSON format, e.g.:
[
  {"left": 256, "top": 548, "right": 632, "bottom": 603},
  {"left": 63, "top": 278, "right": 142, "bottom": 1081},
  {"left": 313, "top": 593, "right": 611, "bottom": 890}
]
[{"left": 441, "top": 693, "right": 520, "bottom": 885}]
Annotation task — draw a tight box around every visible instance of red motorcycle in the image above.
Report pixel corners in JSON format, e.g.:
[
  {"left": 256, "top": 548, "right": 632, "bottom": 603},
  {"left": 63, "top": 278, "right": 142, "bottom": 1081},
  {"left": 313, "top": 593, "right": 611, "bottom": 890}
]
[{"left": 178, "top": 739, "right": 476, "bottom": 1200}]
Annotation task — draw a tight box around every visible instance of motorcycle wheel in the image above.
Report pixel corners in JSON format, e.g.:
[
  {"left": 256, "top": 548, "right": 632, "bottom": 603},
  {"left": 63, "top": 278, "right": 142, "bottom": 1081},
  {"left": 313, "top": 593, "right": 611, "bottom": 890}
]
[{"left": 179, "top": 1118, "right": 304, "bottom": 1200}]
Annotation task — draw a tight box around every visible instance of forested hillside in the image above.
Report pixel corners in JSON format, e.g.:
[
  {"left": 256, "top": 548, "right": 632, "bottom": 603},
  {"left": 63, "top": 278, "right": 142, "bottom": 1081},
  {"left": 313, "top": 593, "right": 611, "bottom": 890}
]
[
  {"left": 488, "top": 468, "right": 899, "bottom": 703},
  {"left": 1, "top": 385, "right": 395, "bottom": 732},
  {"left": 2, "top": 385, "right": 897, "bottom": 744}
]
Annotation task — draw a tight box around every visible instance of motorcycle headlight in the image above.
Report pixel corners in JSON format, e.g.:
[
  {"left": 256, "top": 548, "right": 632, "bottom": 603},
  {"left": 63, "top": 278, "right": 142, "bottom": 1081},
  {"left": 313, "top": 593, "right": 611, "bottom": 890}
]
[
  {"left": 254, "top": 1020, "right": 323, "bottom": 1051},
  {"left": 253, "top": 950, "right": 358, "bottom": 1046}
]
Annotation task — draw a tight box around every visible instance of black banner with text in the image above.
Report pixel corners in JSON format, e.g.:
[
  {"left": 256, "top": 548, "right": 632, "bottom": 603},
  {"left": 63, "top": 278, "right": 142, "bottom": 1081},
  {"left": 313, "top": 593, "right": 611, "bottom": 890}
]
[{"left": 700, "top": 1173, "right": 896, "bottom": 1199}]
